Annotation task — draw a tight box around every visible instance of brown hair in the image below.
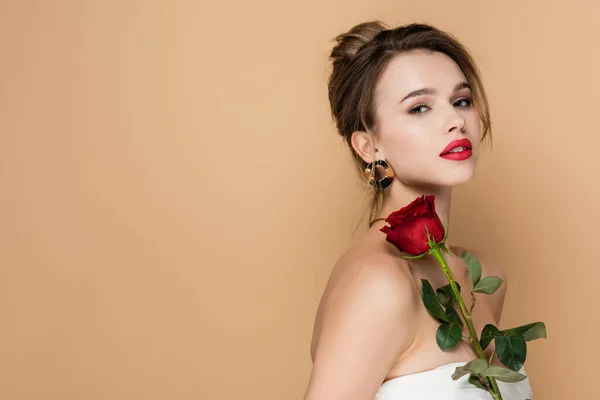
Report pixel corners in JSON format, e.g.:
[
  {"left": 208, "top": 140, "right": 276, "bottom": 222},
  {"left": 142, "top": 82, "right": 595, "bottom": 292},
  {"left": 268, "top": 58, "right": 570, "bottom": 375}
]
[{"left": 327, "top": 21, "right": 492, "bottom": 229}]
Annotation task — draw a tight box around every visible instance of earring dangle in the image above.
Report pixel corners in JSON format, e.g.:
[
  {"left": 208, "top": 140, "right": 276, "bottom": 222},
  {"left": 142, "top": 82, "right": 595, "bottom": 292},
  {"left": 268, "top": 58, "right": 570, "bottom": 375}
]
[{"left": 364, "top": 159, "right": 395, "bottom": 190}]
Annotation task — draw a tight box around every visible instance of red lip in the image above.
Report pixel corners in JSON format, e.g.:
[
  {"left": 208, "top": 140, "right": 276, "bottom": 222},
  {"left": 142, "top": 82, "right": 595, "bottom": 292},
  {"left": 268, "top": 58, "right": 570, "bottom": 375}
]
[
  {"left": 440, "top": 138, "right": 473, "bottom": 156},
  {"left": 440, "top": 149, "right": 472, "bottom": 160}
]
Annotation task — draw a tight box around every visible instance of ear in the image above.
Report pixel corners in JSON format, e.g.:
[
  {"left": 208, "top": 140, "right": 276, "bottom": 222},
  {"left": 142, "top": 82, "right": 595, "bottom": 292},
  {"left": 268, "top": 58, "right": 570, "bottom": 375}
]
[{"left": 351, "top": 130, "right": 382, "bottom": 164}]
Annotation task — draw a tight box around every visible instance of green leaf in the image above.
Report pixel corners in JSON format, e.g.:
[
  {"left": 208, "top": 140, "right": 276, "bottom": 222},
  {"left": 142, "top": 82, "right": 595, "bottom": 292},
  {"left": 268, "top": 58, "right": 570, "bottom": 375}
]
[
  {"left": 445, "top": 304, "right": 463, "bottom": 327},
  {"left": 480, "top": 366, "right": 528, "bottom": 382},
  {"left": 437, "top": 291, "right": 450, "bottom": 308},
  {"left": 496, "top": 335, "right": 527, "bottom": 372},
  {"left": 480, "top": 322, "right": 547, "bottom": 351},
  {"left": 436, "top": 322, "right": 462, "bottom": 350},
  {"left": 451, "top": 366, "right": 470, "bottom": 380},
  {"left": 421, "top": 279, "right": 449, "bottom": 323},
  {"left": 461, "top": 251, "right": 482, "bottom": 285},
  {"left": 468, "top": 374, "right": 488, "bottom": 390},
  {"left": 436, "top": 282, "right": 462, "bottom": 307},
  {"left": 464, "top": 359, "right": 488, "bottom": 374},
  {"left": 501, "top": 322, "right": 547, "bottom": 342},
  {"left": 440, "top": 217, "right": 449, "bottom": 245},
  {"left": 473, "top": 276, "right": 504, "bottom": 294},
  {"left": 451, "top": 366, "right": 471, "bottom": 380},
  {"left": 440, "top": 243, "right": 456, "bottom": 256},
  {"left": 480, "top": 324, "right": 501, "bottom": 350},
  {"left": 451, "top": 359, "right": 488, "bottom": 380}
]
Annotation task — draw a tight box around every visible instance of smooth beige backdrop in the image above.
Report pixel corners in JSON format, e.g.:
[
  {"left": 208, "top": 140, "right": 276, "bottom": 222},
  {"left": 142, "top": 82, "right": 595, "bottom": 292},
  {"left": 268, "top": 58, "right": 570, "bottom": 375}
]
[{"left": 1, "top": 1, "right": 597, "bottom": 399}]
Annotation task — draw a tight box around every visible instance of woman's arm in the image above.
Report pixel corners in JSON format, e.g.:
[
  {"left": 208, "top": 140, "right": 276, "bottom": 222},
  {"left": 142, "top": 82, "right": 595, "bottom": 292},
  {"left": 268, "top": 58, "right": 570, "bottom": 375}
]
[{"left": 303, "top": 260, "right": 419, "bottom": 400}]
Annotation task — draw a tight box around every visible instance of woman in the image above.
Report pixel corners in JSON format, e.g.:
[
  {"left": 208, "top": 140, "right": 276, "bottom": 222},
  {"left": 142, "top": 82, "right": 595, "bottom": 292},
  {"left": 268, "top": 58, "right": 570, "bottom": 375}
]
[{"left": 303, "top": 21, "right": 533, "bottom": 399}]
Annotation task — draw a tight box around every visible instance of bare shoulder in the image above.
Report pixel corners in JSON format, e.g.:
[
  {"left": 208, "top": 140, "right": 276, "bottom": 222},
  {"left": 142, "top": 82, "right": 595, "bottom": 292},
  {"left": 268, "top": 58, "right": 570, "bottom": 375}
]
[
  {"left": 451, "top": 246, "right": 507, "bottom": 324},
  {"left": 305, "top": 240, "right": 420, "bottom": 400},
  {"left": 325, "top": 239, "right": 421, "bottom": 307}
]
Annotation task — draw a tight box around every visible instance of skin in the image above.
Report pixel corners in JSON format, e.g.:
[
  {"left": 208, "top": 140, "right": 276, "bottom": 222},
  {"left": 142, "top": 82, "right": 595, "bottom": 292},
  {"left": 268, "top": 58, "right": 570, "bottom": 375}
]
[{"left": 304, "top": 50, "right": 507, "bottom": 400}]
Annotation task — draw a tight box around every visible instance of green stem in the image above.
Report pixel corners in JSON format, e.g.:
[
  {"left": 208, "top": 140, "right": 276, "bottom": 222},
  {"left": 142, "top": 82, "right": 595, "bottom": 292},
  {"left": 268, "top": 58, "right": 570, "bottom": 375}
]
[
  {"left": 491, "top": 389, "right": 503, "bottom": 400},
  {"left": 429, "top": 247, "right": 503, "bottom": 400},
  {"left": 489, "top": 350, "right": 496, "bottom": 365}
]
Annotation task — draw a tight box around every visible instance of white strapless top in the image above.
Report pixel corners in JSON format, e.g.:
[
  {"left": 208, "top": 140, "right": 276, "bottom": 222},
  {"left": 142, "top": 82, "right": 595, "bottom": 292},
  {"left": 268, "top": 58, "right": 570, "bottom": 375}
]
[{"left": 375, "top": 362, "right": 533, "bottom": 400}]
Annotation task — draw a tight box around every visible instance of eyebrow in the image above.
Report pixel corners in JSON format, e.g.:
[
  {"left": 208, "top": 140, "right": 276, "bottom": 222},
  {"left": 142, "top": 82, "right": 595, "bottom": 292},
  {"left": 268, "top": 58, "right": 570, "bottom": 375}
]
[{"left": 399, "top": 82, "right": 471, "bottom": 104}]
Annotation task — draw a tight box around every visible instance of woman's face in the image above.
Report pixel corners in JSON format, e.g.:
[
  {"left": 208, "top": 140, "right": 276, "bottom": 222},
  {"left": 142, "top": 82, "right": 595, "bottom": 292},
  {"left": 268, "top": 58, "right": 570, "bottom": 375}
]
[{"left": 369, "top": 49, "right": 482, "bottom": 188}]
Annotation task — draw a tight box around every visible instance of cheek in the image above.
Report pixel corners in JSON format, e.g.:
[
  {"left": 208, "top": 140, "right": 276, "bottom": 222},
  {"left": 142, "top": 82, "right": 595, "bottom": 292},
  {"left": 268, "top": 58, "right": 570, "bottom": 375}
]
[
  {"left": 397, "top": 119, "right": 438, "bottom": 149},
  {"left": 467, "top": 113, "right": 483, "bottom": 138},
  {"left": 384, "top": 123, "right": 437, "bottom": 166}
]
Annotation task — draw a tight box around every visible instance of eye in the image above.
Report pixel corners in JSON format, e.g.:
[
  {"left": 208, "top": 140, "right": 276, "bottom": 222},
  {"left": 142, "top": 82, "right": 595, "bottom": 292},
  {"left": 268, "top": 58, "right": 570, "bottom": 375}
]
[
  {"left": 454, "top": 97, "right": 472, "bottom": 107},
  {"left": 409, "top": 103, "right": 430, "bottom": 114}
]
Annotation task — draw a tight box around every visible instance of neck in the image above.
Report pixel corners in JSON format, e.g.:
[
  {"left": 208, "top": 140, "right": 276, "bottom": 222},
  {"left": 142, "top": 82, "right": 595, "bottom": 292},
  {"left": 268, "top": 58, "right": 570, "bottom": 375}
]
[{"left": 373, "top": 181, "right": 454, "bottom": 245}]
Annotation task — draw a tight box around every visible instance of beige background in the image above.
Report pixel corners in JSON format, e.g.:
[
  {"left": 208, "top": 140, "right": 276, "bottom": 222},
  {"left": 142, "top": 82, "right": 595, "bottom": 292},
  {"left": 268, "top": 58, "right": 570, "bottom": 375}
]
[{"left": 0, "top": 0, "right": 597, "bottom": 399}]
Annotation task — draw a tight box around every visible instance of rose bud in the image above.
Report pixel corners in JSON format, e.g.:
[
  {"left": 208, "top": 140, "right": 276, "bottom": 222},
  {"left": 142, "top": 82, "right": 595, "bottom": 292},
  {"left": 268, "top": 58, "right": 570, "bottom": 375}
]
[{"left": 380, "top": 194, "right": 446, "bottom": 257}]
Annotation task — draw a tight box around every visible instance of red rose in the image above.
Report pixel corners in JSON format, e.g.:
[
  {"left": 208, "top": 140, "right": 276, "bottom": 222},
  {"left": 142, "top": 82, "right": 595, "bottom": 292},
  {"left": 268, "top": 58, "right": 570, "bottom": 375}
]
[{"left": 380, "top": 195, "right": 446, "bottom": 256}]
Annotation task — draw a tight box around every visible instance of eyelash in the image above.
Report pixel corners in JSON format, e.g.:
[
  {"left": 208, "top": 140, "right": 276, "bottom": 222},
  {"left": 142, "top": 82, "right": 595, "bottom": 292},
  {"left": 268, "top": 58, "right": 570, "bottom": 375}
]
[{"left": 409, "top": 97, "right": 473, "bottom": 114}]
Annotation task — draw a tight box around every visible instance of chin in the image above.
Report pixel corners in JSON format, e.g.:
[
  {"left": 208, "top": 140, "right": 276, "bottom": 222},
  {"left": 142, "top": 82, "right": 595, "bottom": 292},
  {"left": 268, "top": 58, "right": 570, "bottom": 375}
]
[
  {"left": 427, "top": 163, "right": 477, "bottom": 187},
  {"left": 403, "top": 171, "right": 475, "bottom": 190},
  {"left": 401, "top": 163, "right": 478, "bottom": 188},
  {"left": 440, "top": 169, "right": 476, "bottom": 187}
]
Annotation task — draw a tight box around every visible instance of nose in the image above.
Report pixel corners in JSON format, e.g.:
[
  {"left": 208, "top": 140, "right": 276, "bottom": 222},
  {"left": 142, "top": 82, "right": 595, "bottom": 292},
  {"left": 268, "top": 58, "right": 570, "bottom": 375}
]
[{"left": 443, "top": 108, "right": 466, "bottom": 135}]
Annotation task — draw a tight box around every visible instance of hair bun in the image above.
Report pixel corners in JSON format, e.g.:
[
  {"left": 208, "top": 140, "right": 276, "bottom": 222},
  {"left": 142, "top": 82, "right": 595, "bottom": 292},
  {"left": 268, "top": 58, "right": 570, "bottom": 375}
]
[{"left": 329, "top": 20, "right": 389, "bottom": 63}]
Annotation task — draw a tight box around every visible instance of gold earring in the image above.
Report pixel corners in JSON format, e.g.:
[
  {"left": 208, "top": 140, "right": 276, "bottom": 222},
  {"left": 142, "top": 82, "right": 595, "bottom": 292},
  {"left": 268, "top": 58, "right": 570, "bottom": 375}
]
[{"left": 364, "top": 159, "right": 395, "bottom": 190}]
